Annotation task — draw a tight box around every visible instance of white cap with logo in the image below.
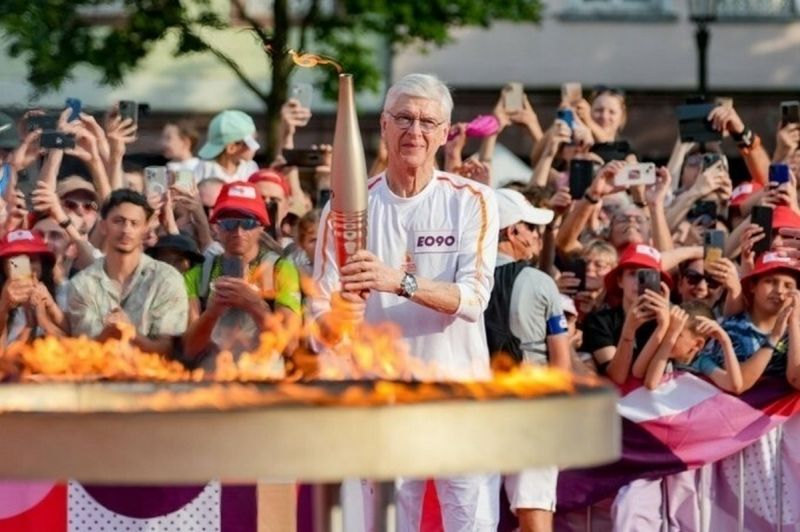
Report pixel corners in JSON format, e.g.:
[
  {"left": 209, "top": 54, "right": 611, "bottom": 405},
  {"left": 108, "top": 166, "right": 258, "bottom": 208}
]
[{"left": 495, "top": 188, "right": 555, "bottom": 229}]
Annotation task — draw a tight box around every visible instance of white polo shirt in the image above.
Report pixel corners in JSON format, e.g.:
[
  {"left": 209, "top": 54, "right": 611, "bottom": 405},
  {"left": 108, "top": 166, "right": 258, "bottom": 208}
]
[{"left": 311, "top": 171, "right": 499, "bottom": 381}]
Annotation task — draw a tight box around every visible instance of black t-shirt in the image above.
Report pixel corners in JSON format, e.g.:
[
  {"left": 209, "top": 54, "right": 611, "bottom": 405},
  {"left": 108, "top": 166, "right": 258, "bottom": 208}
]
[{"left": 581, "top": 306, "right": 657, "bottom": 375}]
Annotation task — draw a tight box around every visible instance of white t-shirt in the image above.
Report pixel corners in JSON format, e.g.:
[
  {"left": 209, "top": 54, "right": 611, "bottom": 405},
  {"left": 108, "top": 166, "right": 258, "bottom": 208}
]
[
  {"left": 193, "top": 159, "right": 258, "bottom": 184},
  {"left": 311, "top": 170, "right": 499, "bottom": 381},
  {"left": 167, "top": 158, "right": 201, "bottom": 174}
]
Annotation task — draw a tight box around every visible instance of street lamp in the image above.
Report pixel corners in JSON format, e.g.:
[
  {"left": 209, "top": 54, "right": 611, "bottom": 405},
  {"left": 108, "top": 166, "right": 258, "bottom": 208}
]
[{"left": 689, "top": 0, "right": 718, "bottom": 97}]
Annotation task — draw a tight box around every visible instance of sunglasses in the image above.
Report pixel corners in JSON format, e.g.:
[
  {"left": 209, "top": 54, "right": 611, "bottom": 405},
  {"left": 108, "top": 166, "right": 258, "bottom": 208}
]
[
  {"left": 217, "top": 218, "right": 261, "bottom": 231},
  {"left": 684, "top": 269, "right": 720, "bottom": 289},
  {"left": 63, "top": 199, "right": 98, "bottom": 212}
]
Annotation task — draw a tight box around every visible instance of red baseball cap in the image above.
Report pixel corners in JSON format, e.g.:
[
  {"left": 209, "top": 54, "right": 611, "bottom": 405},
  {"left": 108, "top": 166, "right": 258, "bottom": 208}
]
[
  {"left": 741, "top": 252, "right": 800, "bottom": 289},
  {"left": 730, "top": 181, "right": 763, "bottom": 208},
  {"left": 0, "top": 230, "right": 54, "bottom": 260},
  {"left": 773, "top": 205, "right": 800, "bottom": 231},
  {"left": 209, "top": 182, "right": 269, "bottom": 226},
  {"left": 248, "top": 168, "right": 290, "bottom": 197},
  {"left": 604, "top": 244, "right": 673, "bottom": 305}
]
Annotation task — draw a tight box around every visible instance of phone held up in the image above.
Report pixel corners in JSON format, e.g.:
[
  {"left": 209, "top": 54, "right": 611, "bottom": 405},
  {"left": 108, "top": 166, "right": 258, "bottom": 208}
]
[
  {"left": 751, "top": 206, "right": 774, "bottom": 257},
  {"left": 637, "top": 269, "right": 661, "bottom": 297},
  {"left": 8, "top": 255, "right": 32, "bottom": 281},
  {"left": 221, "top": 255, "right": 245, "bottom": 279},
  {"left": 503, "top": 82, "right": 524, "bottom": 112},
  {"left": 118, "top": 101, "right": 139, "bottom": 125},
  {"left": 704, "top": 229, "right": 725, "bottom": 269},
  {"left": 145, "top": 166, "right": 168, "bottom": 197},
  {"left": 40, "top": 132, "right": 75, "bottom": 150},
  {"left": 781, "top": 101, "right": 800, "bottom": 126},
  {"left": 613, "top": 163, "right": 656, "bottom": 188},
  {"left": 769, "top": 163, "right": 790, "bottom": 187},
  {"left": 568, "top": 159, "right": 594, "bottom": 200}
]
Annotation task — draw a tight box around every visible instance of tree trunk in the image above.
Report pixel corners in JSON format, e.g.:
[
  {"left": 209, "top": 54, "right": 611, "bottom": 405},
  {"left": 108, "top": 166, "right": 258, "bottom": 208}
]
[{"left": 266, "top": 0, "right": 291, "bottom": 160}]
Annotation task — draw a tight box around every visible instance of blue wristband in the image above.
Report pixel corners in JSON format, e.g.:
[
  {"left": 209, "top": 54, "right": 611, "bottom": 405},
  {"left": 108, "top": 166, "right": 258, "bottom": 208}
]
[{"left": 546, "top": 314, "right": 569, "bottom": 336}]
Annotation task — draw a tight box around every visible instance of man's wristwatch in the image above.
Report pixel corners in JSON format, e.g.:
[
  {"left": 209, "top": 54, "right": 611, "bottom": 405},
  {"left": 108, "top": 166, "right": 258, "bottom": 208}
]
[
  {"left": 398, "top": 272, "right": 418, "bottom": 299},
  {"left": 733, "top": 128, "right": 754, "bottom": 149}
]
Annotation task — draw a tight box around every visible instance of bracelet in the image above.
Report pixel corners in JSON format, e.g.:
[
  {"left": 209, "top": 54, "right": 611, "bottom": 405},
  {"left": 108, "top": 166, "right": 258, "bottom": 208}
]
[
  {"left": 633, "top": 200, "right": 647, "bottom": 208},
  {"left": 763, "top": 337, "right": 778, "bottom": 351},
  {"left": 583, "top": 191, "right": 600, "bottom": 205},
  {"left": 734, "top": 128, "right": 755, "bottom": 149},
  {"left": 58, "top": 217, "right": 72, "bottom": 229}
]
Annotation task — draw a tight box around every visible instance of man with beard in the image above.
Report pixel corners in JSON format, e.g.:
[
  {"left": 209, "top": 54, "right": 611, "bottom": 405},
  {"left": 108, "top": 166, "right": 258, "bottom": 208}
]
[{"left": 65, "top": 189, "right": 188, "bottom": 356}]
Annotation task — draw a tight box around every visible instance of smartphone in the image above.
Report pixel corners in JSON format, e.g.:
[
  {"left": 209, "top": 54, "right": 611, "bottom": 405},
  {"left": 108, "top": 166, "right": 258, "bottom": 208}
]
[
  {"left": 8, "top": 255, "right": 32, "bottom": 281},
  {"left": 591, "top": 141, "right": 632, "bottom": 163},
  {"left": 266, "top": 199, "right": 279, "bottom": 239},
  {"left": 171, "top": 169, "right": 195, "bottom": 191},
  {"left": 65, "top": 98, "right": 82, "bottom": 122},
  {"left": 688, "top": 200, "right": 718, "bottom": 228},
  {"left": 503, "top": 82, "right": 524, "bottom": 112},
  {"left": 564, "top": 258, "right": 587, "bottom": 292},
  {"left": 556, "top": 108, "right": 574, "bottom": 130},
  {"left": 118, "top": 100, "right": 139, "bottom": 125},
  {"left": 751, "top": 205, "right": 774, "bottom": 256},
  {"left": 781, "top": 101, "right": 800, "bottom": 126},
  {"left": 769, "top": 163, "right": 790, "bottom": 186},
  {"left": 677, "top": 103, "right": 722, "bottom": 143},
  {"left": 282, "top": 148, "right": 325, "bottom": 168},
  {"left": 221, "top": 255, "right": 245, "bottom": 279},
  {"left": 614, "top": 162, "right": 656, "bottom": 188},
  {"left": 637, "top": 269, "right": 661, "bottom": 296},
  {"left": 27, "top": 114, "right": 59, "bottom": 132},
  {"left": 702, "top": 153, "right": 723, "bottom": 171},
  {"left": 561, "top": 82, "right": 582, "bottom": 105},
  {"left": 569, "top": 159, "right": 594, "bottom": 200},
  {"left": 317, "top": 188, "right": 332, "bottom": 207},
  {"left": 290, "top": 83, "right": 313, "bottom": 110},
  {"left": 144, "top": 166, "right": 168, "bottom": 197},
  {"left": 40, "top": 132, "right": 75, "bottom": 149},
  {"left": 704, "top": 229, "right": 725, "bottom": 268}
]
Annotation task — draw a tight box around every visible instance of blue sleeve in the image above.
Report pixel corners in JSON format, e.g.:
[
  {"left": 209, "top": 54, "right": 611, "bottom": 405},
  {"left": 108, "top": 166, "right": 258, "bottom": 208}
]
[{"left": 690, "top": 340, "right": 722, "bottom": 376}]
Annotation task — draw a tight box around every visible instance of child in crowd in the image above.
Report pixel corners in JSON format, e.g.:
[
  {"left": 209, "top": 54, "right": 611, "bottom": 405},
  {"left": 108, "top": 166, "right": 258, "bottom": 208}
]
[{"left": 643, "top": 301, "right": 743, "bottom": 393}]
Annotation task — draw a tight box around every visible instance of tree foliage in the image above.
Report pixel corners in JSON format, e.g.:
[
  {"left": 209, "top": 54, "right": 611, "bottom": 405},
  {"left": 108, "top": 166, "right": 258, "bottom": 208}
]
[{"left": 0, "top": 0, "right": 542, "bottom": 155}]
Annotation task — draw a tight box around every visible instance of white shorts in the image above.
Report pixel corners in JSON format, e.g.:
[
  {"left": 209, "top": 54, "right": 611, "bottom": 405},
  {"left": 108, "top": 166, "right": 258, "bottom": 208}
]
[{"left": 504, "top": 467, "right": 558, "bottom": 513}]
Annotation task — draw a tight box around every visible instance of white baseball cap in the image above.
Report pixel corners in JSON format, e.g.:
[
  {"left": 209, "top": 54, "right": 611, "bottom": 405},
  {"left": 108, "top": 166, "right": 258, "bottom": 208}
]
[{"left": 495, "top": 188, "right": 555, "bottom": 229}]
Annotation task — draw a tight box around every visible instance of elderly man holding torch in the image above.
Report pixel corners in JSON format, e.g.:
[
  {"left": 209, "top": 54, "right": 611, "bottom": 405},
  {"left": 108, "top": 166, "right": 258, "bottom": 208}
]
[{"left": 310, "top": 73, "right": 499, "bottom": 530}]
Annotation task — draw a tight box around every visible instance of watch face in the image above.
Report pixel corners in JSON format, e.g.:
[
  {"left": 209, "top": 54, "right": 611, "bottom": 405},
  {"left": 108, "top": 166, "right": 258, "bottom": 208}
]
[{"left": 402, "top": 273, "right": 417, "bottom": 296}]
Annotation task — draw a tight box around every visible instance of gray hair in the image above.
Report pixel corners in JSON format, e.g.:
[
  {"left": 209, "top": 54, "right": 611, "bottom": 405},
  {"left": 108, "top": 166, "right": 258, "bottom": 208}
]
[{"left": 383, "top": 73, "right": 453, "bottom": 122}]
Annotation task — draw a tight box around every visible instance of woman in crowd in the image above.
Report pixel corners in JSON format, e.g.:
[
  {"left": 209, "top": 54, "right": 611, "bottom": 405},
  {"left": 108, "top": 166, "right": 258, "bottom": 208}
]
[
  {"left": 161, "top": 121, "right": 200, "bottom": 173},
  {"left": 0, "top": 230, "right": 65, "bottom": 345},
  {"left": 575, "top": 86, "right": 627, "bottom": 144}
]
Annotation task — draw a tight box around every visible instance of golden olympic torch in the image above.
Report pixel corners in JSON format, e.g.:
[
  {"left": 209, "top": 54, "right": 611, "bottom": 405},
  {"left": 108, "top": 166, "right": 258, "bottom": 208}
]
[{"left": 328, "top": 73, "right": 368, "bottom": 268}]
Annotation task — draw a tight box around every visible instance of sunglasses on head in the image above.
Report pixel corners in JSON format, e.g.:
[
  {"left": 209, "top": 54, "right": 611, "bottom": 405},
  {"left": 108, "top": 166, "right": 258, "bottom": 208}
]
[
  {"left": 684, "top": 269, "right": 720, "bottom": 289},
  {"left": 64, "top": 199, "right": 98, "bottom": 212},
  {"left": 217, "top": 218, "right": 261, "bottom": 231}
]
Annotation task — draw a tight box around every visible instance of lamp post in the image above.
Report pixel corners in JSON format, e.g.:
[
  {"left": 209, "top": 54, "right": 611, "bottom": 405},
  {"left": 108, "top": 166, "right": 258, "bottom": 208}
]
[{"left": 689, "top": 0, "right": 718, "bottom": 97}]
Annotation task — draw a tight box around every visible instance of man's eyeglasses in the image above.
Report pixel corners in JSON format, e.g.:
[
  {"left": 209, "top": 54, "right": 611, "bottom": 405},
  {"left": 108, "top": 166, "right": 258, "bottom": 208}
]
[
  {"left": 217, "top": 218, "right": 261, "bottom": 231},
  {"left": 386, "top": 112, "right": 445, "bottom": 133},
  {"left": 63, "top": 199, "right": 98, "bottom": 213}
]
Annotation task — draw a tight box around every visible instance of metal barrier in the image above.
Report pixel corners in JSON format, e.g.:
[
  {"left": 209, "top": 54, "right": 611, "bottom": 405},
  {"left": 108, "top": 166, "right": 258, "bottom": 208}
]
[{"left": 580, "top": 423, "right": 788, "bottom": 532}]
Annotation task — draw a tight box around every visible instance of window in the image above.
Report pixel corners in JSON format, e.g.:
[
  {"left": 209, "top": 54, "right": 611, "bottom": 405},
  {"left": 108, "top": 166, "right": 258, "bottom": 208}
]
[
  {"left": 558, "top": 0, "right": 677, "bottom": 21},
  {"left": 716, "top": 0, "right": 797, "bottom": 19}
]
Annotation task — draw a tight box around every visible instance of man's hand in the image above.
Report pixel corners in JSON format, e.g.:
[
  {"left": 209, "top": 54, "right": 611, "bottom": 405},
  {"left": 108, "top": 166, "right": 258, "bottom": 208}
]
[
  {"left": 646, "top": 166, "right": 673, "bottom": 206},
  {"left": 340, "top": 250, "right": 404, "bottom": 295},
  {"left": 97, "top": 308, "right": 131, "bottom": 341},
  {"left": 690, "top": 161, "right": 730, "bottom": 199},
  {"left": 774, "top": 121, "right": 800, "bottom": 162},
  {"left": 777, "top": 228, "right": 800, "bottom": 258},
  {"left": 213, "top": 277, "right": 267, "bottom": 319},
  {"left": 708, "top": 105, "right": 745, "bottom": 136},
  {"left": 588, "top": 160, "right": 626, "bottom": 199},
  {"left": 31, "top": 181, "right": 69, "bottom": 223},
  {"left": 0, "top": 279, "right": 35, "bottom": 310},
  {"left": 694, "top": 316, "right": 729, "bottom": 346},
  {"left": 7, "top": 130, "right": 43, "bottom": 173},
  {"left": 547, "top": 187, "right": 572, "bottom": 216},
  {"left": 454, "top": 158, "right": 491, "bottom": 186}
]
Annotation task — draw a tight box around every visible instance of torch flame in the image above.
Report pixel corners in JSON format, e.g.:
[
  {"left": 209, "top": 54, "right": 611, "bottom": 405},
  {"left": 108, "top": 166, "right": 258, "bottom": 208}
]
[{"left": 289, "top": 49, "right": 343, "bottom": 73}]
